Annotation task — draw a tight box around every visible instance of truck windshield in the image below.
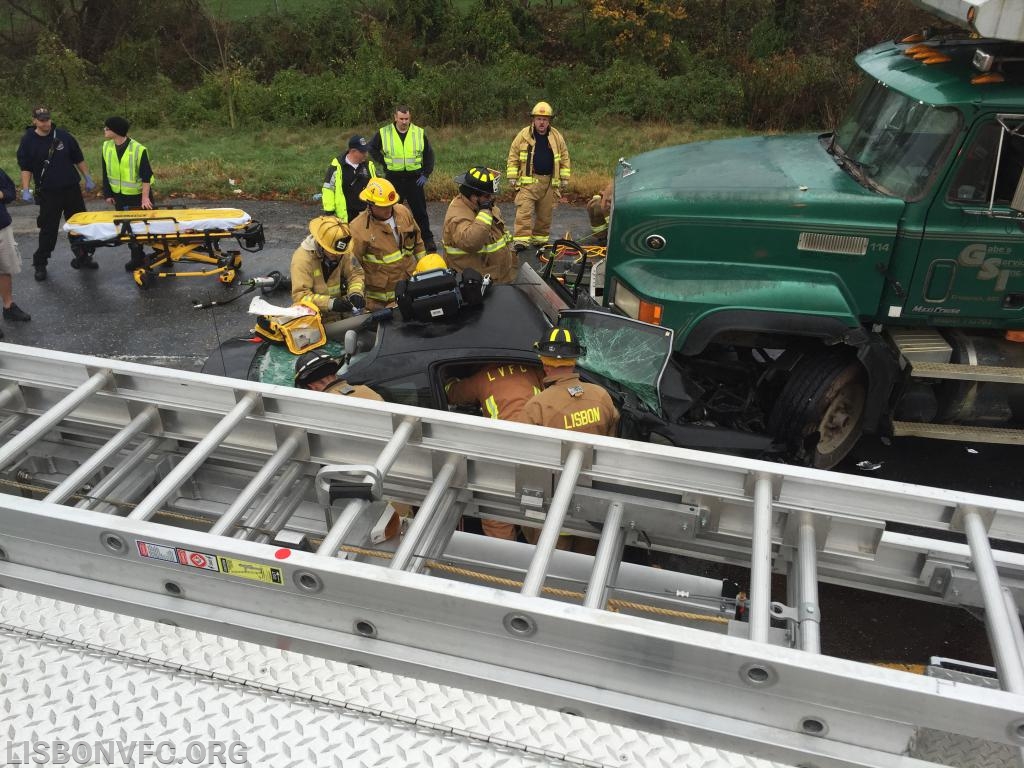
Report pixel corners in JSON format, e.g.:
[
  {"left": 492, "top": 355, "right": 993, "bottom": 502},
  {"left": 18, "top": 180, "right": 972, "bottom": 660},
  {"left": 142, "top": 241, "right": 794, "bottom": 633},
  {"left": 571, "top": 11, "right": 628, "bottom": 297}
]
[{"left": 833, "top": 79, "right": 960, "bottom": 201}]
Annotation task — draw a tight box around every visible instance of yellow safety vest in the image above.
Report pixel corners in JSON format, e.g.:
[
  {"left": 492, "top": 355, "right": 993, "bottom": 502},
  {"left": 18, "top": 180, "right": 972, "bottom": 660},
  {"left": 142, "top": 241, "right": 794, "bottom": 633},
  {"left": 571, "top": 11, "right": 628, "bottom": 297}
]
[
  {"left": 102, "top": 139, "right": 150, "bottom": 195},
  {"left": 322, "top": 157, "right": 378, "bottom": 221},
  {"left": 379, "top": 124, "right": 424, "bottom": 171}
]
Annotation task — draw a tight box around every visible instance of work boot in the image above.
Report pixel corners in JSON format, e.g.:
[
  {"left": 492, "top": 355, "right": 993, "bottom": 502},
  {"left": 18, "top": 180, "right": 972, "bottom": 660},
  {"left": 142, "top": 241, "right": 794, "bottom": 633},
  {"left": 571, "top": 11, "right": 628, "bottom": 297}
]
[
  {"left": 425, "top": 241, "right": 438, "bottom": 253},
  {"left": 2, "top": 303, "right": 31, "bottom": 322},
  {"left": 124, "top": 252, "right": 147, "bottom": 272},
  {"left": 34, "top": 265, "right": 47, "bottom": 281},
  {"left": 513, "top": 241, "right": 529, "bottom": 253},
  {"left": 70, "top": 252, "right": 99, "bottom": 270}
]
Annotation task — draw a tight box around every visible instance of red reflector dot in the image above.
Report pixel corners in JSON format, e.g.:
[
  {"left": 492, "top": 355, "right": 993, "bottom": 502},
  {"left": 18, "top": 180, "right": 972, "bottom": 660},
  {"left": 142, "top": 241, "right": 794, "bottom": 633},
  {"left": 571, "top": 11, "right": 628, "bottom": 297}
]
[{"left": 274, "top": 548, "right": 291, "bottom": 560}]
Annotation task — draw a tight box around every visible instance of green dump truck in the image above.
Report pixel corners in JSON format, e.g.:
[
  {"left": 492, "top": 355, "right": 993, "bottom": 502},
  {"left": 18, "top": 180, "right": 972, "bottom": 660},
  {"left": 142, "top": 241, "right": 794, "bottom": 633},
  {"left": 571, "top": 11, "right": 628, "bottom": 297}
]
[{"left": 604, "top": 0, "right": 1024, "bottom": 467}]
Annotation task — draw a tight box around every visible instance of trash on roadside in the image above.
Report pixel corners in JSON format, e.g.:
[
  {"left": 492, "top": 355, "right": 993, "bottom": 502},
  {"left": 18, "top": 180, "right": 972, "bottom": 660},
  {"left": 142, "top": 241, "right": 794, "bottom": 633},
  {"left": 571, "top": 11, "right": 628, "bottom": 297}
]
[
  {"left": 966, "top": 447, "right": 979, "bottom": 454},
  {"left": 856, "top": 460, "right": 883, "bottom": 471}
]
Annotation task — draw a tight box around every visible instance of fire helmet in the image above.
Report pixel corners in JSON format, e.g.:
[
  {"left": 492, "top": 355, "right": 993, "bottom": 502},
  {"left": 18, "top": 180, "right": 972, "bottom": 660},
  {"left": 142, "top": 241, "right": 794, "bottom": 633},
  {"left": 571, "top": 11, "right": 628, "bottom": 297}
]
[
  {"left": 309, "top": 216, "right": 352, "bottom": 255},
  {"left": 359, "top": 177, "right": 399, "bottom": 206},
  {"left": 454, "top": 166, "right": 498, "bottom": 196},
  {"left": 534, "top": 327, "right": 584, "bottom": 359},
  {"left": 531, "top": 101, "right": 554, "bottom": 118},
  {"left": 414, "top": 253, "right": 448, "bottom": 274},
  {"left": 294, "top": 350, "right": 340, "bottom": 388}
]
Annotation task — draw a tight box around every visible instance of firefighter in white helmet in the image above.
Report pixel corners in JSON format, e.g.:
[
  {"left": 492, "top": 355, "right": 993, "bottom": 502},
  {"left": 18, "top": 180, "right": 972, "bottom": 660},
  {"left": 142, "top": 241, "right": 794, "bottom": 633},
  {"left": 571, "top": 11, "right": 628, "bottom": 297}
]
[{"left": 505, "top": 101, "right": 571, "bottom": 251}]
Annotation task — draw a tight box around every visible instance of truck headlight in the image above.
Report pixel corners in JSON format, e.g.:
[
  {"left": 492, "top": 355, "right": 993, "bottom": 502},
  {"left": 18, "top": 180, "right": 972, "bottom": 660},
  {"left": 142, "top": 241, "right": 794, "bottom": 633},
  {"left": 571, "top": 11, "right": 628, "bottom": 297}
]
[{"left": 610, "top": 281, "right": 663, "bottom": 325}]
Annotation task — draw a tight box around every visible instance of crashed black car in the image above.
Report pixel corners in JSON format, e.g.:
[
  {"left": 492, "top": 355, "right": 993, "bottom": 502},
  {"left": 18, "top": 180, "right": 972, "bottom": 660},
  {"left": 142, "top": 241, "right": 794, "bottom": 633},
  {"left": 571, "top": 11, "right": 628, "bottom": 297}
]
[{"left": 203, "top": 263, "right": 773, "bottom": 458}]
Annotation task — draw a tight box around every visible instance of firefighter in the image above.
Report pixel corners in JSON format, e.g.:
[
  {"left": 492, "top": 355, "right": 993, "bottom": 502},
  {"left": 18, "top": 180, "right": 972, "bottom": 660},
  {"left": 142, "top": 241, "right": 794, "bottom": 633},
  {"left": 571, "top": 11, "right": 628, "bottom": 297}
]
[
  {"left": 294, "top": 350, "right": 382, "bottom": 399},
  {"left": 442, "top": 166, "right": 516, "bottom": 284},
  {"left": 321, "top": 135, "right": 377, "bottom": 222},
  {"left": 515, "top": 328, "right": 619, "bottom": 437},
  {"left": 505, "top": 101, "right": 571, "bottom": 251},
  {"left": 586, "top": 182, "right": 612, "bottom": 245},
  {"left": 348, "top": 177, "right": 425, "bottom": 310},
  {"left": 446, "top": 361, "right": 544, "bottom": 540},
  {"left": 290, "top": 216, "right": 366, "bottom": 322}
]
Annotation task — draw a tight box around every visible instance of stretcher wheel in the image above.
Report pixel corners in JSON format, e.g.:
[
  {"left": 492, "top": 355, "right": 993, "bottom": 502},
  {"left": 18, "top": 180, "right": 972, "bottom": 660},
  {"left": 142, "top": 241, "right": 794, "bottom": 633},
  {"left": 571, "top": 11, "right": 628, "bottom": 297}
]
[
  {"left": 133, "top": 269, "right": 154, "bottom": 290},
  {"left": 232, "top": 254, "right": 243, "bottom": 269},
  {"left": 219, "top": 269, "right": 237, "bottom": 285}
]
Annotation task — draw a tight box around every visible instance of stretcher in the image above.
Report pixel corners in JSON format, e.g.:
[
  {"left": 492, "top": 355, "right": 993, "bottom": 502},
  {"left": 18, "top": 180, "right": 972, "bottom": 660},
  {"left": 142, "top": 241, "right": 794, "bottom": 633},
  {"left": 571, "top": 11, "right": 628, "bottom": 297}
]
[{"left": 63, "top": 207, "right": 265, "bottom": 289}]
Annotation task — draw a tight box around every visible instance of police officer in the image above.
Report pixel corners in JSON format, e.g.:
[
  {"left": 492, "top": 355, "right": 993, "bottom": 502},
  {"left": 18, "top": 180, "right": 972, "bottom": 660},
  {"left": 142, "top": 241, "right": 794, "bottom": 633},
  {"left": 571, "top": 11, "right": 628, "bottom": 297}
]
[
  {"left": 321, "top": 135, "right": 377, "bottom": 222},
  {"left": 447, "top": 360, "right": 544, "bottom": 540},
  {"left": 348, "top": 177, "right": 425, "bottom": 310},
  {"left": 290, "top": 216, "right": 366, "bottom": 322},
  {"left": 294, "top": 350, "right": 382, "bottom": 399},
  {"left": 367, "top": 105, "right": 436, "bottom": 251},
  {"left": 442, "top": 166, "right": 516, "bottom": 284},
  {"left": 16, "top": 105, "right": 97, "bottom": 281},
  {"left": 515, "top": 328, "right": 619, "bottom": 437}
]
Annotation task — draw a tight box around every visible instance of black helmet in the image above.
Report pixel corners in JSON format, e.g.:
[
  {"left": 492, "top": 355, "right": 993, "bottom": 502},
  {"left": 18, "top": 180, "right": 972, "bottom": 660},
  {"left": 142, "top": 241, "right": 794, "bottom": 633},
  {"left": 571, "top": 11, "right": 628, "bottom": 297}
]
[
  {"left": 534, "top": 327, "right": 584, "bottom": 359},
  {"left": 294, "top": 350, "right": 340, "bottom": 388},
  {"left": 454, "top": 166, "right": 498, "bottom": 196}
]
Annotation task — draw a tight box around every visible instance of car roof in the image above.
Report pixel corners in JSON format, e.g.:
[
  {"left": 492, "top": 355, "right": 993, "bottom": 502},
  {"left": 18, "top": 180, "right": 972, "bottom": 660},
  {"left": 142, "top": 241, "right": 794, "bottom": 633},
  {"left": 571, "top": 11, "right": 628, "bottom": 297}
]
[{"left": 345, "top": 285, "right": 550, "bottom": 383}]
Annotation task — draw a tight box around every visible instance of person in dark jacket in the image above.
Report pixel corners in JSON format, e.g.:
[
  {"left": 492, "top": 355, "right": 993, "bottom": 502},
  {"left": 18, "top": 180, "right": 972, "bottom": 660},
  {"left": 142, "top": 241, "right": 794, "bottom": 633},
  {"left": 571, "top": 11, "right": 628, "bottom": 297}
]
[
  {"left": 0, "top": 167, "right": 31, "bottom": 338},
  {"left": 16, "top": 105, "right": 96, "bottom": 281}
]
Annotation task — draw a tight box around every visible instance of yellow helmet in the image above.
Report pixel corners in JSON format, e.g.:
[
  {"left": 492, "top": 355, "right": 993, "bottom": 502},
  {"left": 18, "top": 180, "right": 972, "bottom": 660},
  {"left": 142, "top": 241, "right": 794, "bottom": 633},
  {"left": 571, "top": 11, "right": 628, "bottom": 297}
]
[
  {"left": 414, "top": 253, "right": 448, "bottom": 274},
  {"left": 309, "top": 216, "right": 352, "bottom": 255},
  {"left": 359, "top": 177, "right": 399, "bottom": 206},
  {"left": 531, "top": 101, "right": 554, "bottom": 118}
]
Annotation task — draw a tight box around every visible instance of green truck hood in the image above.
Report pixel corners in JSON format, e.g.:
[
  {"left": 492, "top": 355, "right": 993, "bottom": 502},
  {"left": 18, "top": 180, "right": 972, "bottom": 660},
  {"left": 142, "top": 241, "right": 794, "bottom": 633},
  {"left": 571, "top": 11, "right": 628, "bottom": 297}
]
[
  {"left": 610, "top": 135, "right": 907, "bottom": 337},
  {"left": 614, "top": 134, "right": 904, "bottom": 226}
]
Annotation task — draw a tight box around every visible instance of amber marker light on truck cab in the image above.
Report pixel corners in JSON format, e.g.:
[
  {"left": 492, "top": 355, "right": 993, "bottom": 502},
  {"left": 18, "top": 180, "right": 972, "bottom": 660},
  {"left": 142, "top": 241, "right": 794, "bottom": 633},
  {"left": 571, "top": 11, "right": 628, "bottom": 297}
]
[{"left": 610, "top": 281, "right": 663, "bottom": 325}]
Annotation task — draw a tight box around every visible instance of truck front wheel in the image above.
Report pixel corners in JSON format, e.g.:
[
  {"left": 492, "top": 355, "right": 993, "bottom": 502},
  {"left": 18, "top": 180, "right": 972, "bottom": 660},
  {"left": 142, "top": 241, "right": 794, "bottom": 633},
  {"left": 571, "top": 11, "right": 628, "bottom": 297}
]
[{"left": 768, "top": 352, "right": 867, "bottom": 469}]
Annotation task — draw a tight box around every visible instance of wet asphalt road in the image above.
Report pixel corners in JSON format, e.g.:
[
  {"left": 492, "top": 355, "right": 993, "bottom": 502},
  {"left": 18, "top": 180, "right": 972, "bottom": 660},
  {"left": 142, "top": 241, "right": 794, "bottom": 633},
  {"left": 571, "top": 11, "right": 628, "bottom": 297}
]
[{"left": 2, "top": 195, "right": 1020, "bottom": 665}]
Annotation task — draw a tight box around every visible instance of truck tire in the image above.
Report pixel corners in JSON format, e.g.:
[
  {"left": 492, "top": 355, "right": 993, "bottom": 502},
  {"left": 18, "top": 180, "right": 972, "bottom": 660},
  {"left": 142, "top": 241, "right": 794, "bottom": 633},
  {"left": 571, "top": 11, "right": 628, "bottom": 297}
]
[{"left": 768, "top": 352, "right": 867, "bottom": 469}]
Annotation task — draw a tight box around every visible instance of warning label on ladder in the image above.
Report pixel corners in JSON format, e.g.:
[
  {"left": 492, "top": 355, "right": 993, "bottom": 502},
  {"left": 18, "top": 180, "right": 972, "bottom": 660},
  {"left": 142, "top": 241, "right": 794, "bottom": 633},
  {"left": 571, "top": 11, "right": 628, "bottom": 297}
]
[
  {"left": 219, "top": 557, "right": 283, "bottom": 584},
  {"left": 137, "top": 540, "right": 178, "bottom": 563},
  {"left": 176, "top": 547, "right": 220, "bottom": 572}
]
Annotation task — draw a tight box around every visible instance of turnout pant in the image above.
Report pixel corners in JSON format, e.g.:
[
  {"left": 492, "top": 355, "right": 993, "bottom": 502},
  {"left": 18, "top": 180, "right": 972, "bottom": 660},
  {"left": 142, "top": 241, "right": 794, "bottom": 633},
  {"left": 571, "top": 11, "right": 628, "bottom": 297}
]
[
  {"left": 513, "top": 174, "right": 554, "bottom": 247},
  {"left": 32, "top": 184, "right": 86, "bottom": 267},
  {"left": 388, "top": 171, "right": 435, "bottom": 248}
]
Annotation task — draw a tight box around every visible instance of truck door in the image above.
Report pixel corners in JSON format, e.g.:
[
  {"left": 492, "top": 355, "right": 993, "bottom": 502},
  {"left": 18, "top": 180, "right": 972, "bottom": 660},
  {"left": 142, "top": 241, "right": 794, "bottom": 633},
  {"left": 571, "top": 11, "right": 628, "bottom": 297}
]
[{"left": 913, "top": 115, "right": 1024, "bottom": 324}]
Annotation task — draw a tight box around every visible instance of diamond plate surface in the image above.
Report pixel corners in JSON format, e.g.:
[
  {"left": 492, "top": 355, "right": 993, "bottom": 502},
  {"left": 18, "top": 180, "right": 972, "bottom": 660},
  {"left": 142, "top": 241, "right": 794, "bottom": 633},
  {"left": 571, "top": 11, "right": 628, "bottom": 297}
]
[
  {"left": 0, "top": 588, "right": 795, "bottom": 768},
  {"left": 912, "top": 729, "right": 1023, "bottom": 768}
]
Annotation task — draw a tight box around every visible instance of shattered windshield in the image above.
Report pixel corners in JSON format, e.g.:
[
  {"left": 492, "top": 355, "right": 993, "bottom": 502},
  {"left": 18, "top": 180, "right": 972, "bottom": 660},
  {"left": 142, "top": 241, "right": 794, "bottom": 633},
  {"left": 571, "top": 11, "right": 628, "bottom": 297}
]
[
  {"left": 833, "top": 79, "right": 960, "bottom": 200},
  {"left": 559, "top": 310, "right": 673, "bottom": 414}
]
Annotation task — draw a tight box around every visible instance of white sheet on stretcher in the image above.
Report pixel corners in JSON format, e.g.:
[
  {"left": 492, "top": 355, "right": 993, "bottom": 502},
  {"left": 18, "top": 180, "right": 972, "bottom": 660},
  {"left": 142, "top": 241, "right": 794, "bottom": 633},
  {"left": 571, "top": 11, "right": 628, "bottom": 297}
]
[{"left": 63, "top": 210, "right": 251, "bottom": 242}]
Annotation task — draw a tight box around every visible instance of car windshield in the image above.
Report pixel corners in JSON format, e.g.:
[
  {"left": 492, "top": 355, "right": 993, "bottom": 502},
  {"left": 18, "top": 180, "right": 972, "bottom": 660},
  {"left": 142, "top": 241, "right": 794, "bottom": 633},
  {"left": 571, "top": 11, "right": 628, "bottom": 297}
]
[
  {"left": 833, "top": 78, "right": 960, "bottom": 201},
  {"left": 559, "top": 310, "right": 672, "bottom": 415}
]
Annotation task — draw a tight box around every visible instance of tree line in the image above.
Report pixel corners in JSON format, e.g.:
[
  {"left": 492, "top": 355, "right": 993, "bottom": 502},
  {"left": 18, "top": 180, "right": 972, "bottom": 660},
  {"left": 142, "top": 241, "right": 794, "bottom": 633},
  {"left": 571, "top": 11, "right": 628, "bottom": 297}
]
[{"left": 0, "top": 0, "right": 935, "bottom": 133}]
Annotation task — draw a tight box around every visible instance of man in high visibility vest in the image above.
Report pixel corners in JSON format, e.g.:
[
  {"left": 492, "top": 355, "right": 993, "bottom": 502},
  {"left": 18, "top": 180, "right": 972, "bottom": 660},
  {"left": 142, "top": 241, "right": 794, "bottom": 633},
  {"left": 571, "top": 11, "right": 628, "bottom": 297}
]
[
  {"left": 321, "top": 135, "right": 377, "bottom": 222},
  {"left": 348, "top": 177, "right": 425, "bottom": 310},
  {"left": 505, "top": 101, "right": 571, "bottom": 251},
  {"left": 101, "top": 116, "right": 154, "bottom": 271},
  {"left": 367, "top": 105, "right": 437, "bottom": 252}
]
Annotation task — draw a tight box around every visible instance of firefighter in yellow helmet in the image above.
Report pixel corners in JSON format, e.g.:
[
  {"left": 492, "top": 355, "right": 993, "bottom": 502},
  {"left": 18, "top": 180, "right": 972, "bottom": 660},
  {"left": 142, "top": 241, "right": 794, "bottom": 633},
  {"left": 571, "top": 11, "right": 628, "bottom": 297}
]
[
  {"left": 505, "top": 101, "right": 571, "bottom": 250},
  {"left": 290, "top": 216, "right": 366, "bottom": 322},
  {"left": 442, "top": 166, "right": 517, "bottom": 284},
  {"left": 514, "top": 328, "right": 619, "bottom": 437},
  {"left": 348, "top": 176, "right": 425, "bottom": 310}
]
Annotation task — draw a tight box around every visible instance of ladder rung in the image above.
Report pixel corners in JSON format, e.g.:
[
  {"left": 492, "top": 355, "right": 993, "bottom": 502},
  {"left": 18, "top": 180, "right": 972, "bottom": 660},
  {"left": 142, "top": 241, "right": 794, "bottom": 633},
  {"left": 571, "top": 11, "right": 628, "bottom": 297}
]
[
  {"left": 893, "top": 420, "right": 1024, "bottom": 444},
  {"left": 910, "top": 361, "right": 1024, "bottom": 384}
]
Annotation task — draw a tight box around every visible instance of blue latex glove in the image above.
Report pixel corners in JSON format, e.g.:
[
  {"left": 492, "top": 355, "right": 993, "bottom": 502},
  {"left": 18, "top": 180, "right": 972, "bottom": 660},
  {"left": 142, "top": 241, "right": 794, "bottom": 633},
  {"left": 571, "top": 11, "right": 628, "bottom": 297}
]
[
  {"left": 83, "top": 173, "right": 95, "bottom": 192},
  {"left": 20, "top": 189, "right": 33, "bottom": 203},
  {"left": 416, "top": 174, "right": 428, "bottom": 188}
]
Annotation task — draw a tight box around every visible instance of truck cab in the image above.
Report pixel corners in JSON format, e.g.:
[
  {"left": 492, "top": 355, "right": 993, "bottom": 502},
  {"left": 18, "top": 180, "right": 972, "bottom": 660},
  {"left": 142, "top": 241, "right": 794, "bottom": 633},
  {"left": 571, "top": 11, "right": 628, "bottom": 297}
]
[{"left": 603, "top": 13, "right": 1024, "bottom": 468}]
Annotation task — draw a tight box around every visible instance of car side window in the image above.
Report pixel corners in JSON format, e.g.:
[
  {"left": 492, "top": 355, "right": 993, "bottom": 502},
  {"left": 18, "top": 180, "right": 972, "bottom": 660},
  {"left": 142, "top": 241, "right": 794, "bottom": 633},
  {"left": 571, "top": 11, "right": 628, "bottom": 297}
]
[
  {"left": 948, "top": 121, "right": 1024, "bottom": 205},
  {"left": 372, "top": 372, "right": 433, "bottom": 408}
]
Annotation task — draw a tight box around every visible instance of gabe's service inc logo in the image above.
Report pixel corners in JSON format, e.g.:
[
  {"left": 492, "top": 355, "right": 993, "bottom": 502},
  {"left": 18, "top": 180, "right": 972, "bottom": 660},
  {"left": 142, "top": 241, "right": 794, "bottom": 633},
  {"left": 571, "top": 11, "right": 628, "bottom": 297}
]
[{"left": 4, "top": 739, "right": 249, "bottom": 766}]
